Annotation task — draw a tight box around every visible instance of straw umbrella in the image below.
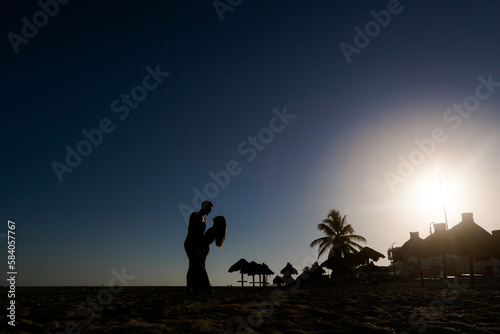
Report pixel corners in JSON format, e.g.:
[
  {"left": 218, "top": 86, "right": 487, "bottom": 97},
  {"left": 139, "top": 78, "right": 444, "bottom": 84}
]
[
  {"left": 356, "top": 247, "right": 385, "bottom": 263},
  {"left": 357, "top": 261, "right": 380, "bottom": 277},
  {"left": 356, "top": 247, "right": 385, "bottom": 280},
  {"left": 320, "top": 256, "right": 347, "bottom": 280},
  {"left": 228, "top": 258, "right": 249, "bottom": 287},
  {"left": 298, "top": 262, "right": 327, "bottom": 284},
  {"left": 273, "top": 275, "right": 283, "bottom": 287},
  {"left": 259, "top": 263, "right": 274, "bottom": 286},
  {"left": 321, "top": 253, "right": 359, "bottom": 279},
  {"left": 308, "top": 262, "right": 326, "bottom": 276},
  {"left": 245, "top": 261, "right": 262, "bottom": 287},
  {"left": 280, "top": 262, "right": 298, "bottom": 275},
  {"left": 394, "top": 232, "right": 426, "bottom": 287},
  {"left": 423, "top": 223, "right": 452, "bottom": 279},
  {"left": 446, "top": 213, "right": 496, "bottom": 288},
  {"left": 280, "top": 262, "right": 298, "bottom": 285}
]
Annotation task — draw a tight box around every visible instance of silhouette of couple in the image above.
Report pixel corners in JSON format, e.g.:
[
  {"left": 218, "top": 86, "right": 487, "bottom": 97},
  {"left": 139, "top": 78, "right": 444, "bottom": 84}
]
[{"left": 184, "top": 201, "right": 226, "bottom": 295}]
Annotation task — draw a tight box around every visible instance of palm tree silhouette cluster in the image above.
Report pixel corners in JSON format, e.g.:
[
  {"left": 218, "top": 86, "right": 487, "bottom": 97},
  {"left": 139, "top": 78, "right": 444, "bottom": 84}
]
[
  {"left": 228, "top": 209, "right": 387, "bottom": 287},
  {"left": 310, "top": 209, "right": 386, "bottom": 283}
]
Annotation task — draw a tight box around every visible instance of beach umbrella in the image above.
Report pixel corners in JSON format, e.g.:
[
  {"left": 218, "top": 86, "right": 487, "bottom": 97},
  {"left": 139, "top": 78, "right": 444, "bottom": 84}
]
[
  {"left": 297, "top": 262, "right": 327, "bottom": 284},
  {"left": 273, "top": 275, "right": 283, "bottom": 287},
  {"left": 354, "top": 247, "right": 385, "bottom": 280},
  {"left": 320, "top": 255, "right": 356, "bottom": 268},
  {"left": 228, "top": 258, "right": 249, "bottom": 272},
  {"left": 320, "top": 256, "right": 345, "bottom": 277},
  {"left": 308, "top": 262, "right": 326, "bottom": 275},
  {"left": 260, "top": 263, "right": 274, "bottom": 275},
  {"left": 259, "top": 263, "right": 274, "bottom": 286},
  {"left": 446, "top": 213, "right": 496, "bottom": 288},
  {"left": 356, "top": 247, "right": 386, "bottom": 263},
  {"left": 423, "top": 223, "right": 452, "bottom": 256},
  {"left": 228, "top": 258, "right": 249, "bottom": 287},
  {"left": 245, "top": 261, "right": 262, "bottom": 287},
  {"left": 280, "top": 262, "right": 298, "bottom": 276},
  {"left": 321, "top": 253, "right": 359, "bottom": 279},
  {"left": 423, "top": 223, "right": 452, "bottom": 278},
  {"left": 447, "top": 213, "right": 496, "bottom": 255},
  {"left": 357, "top": 262, "right": 380, "bottom": 274},
  {"left": 356, "top": 247, "right": 385, "bottom": 269},
  {"left": 280, "top": 262, "right": 298, "bottom": 285},
  {"left": 394, "top": 232, "right": 426, "bottom": 287},
  {"left": 345, "top": 252, "right": 363, "bottom": 266},
  {"left": 393, "top": 233, "right": 425, "bottom": 261}
]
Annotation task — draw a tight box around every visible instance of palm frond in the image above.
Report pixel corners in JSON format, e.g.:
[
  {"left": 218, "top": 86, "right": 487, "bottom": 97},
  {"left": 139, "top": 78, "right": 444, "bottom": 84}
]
[
  {"left": 310, "top": 209, "right": 367, "bottom": 261},
  {"left": 317, "top": 222, "right": 334, "bottom": 236},
  {"left": 310, "top": 236, "right": 329, "bottom": 248}
]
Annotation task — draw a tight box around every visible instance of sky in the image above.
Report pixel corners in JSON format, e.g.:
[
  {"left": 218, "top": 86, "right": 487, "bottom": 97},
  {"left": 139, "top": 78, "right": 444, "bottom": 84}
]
[{"left": 2, "top": 0, "right": 500, "bottom": 287}]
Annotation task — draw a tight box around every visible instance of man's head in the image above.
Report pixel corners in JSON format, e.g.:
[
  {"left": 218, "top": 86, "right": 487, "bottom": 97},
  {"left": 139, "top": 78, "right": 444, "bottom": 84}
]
[{"left": 200, "top": 200, "right": 214, "bottom": 215}]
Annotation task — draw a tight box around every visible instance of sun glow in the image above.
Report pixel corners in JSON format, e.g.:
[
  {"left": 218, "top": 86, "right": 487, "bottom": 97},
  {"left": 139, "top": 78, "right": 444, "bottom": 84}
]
[{"left": 408, "top": 170, "right": 465, "bottom": 227}]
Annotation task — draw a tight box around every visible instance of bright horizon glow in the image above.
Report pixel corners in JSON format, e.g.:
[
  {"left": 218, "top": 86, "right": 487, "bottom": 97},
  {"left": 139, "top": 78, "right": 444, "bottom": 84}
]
[{"left": 409, "top": 170, "right": 464, "bottom": 230}]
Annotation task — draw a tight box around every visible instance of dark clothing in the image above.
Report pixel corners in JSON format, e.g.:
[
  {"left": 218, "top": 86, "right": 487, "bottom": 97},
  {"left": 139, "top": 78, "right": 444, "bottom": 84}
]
[
  {"left": 187, "top": 211, "right": 206, "bottom": 237},
  {"left": 184, "top": 211, "right": 211, "bottom": 293}
]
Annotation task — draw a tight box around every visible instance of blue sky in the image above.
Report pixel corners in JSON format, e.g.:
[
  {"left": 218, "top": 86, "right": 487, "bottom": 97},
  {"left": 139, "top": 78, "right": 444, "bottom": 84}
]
[{"left": 2, "top": 1, "right": 500, "bottom": 286}]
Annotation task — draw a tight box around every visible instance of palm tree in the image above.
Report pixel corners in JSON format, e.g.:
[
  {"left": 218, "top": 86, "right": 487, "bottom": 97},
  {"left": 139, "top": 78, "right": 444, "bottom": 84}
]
[{"left": 310, "top": 210, "right": 366, "bottom": 280}]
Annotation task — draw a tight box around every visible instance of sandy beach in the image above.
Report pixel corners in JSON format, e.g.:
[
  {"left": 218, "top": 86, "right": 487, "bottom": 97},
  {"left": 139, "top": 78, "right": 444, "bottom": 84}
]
[{"left": 1, "top": 278, "right": 499, "bottom": 333}]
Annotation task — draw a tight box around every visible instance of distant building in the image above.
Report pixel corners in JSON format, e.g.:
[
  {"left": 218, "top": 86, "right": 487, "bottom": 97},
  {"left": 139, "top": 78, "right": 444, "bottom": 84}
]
[{"left": 390, "top": 220, "right": 500, "bottom": 280}]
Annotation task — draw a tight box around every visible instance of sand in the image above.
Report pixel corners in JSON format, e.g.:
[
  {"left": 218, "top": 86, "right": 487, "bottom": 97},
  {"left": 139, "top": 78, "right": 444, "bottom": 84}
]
[{"left": 1, "top": 278, "right": 499, "bottom": 333}]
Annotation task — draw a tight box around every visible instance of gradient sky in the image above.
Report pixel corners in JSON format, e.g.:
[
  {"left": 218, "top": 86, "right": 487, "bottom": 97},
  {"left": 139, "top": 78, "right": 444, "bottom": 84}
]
[{"left": 2, "top": 1, "right": 500, "bottom": 287}]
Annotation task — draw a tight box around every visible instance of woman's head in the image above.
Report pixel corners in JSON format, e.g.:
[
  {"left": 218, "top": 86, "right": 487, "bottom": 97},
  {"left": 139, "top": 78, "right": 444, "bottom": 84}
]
[{"left": 213, "top": 216, "right": 227, "bottom": 247}]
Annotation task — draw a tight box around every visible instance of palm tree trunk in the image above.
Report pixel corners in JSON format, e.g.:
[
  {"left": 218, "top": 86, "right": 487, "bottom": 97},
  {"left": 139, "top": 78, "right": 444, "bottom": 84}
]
[{"left": 333, "top": 251, "right": 342, "bottom": 284}]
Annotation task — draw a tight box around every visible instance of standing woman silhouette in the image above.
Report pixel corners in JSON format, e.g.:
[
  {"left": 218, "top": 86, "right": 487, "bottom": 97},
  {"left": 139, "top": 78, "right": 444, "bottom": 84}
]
[
  {"left": 199, "top": 216, "right": 227, "bottom": 294},
  {"left": 184, "top": 200, "right": 213, "bottom": 295}
]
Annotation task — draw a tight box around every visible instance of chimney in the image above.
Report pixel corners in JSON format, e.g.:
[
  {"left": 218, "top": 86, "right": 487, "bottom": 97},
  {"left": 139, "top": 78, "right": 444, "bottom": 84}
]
[
  {"left": 410, "top": 232, "right": 420, "bottom": 239},
  {"left": 434, "top": 223, "right": 447, "bottom": 233},
  {"left": 461, "top": 212, "right": 474, "bottom": 224}
]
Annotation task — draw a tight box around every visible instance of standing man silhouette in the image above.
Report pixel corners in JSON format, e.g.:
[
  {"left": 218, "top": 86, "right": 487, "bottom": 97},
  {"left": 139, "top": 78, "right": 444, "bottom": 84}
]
[{"left": 184, "top": 200, "right": 213, "bottom": 295}]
